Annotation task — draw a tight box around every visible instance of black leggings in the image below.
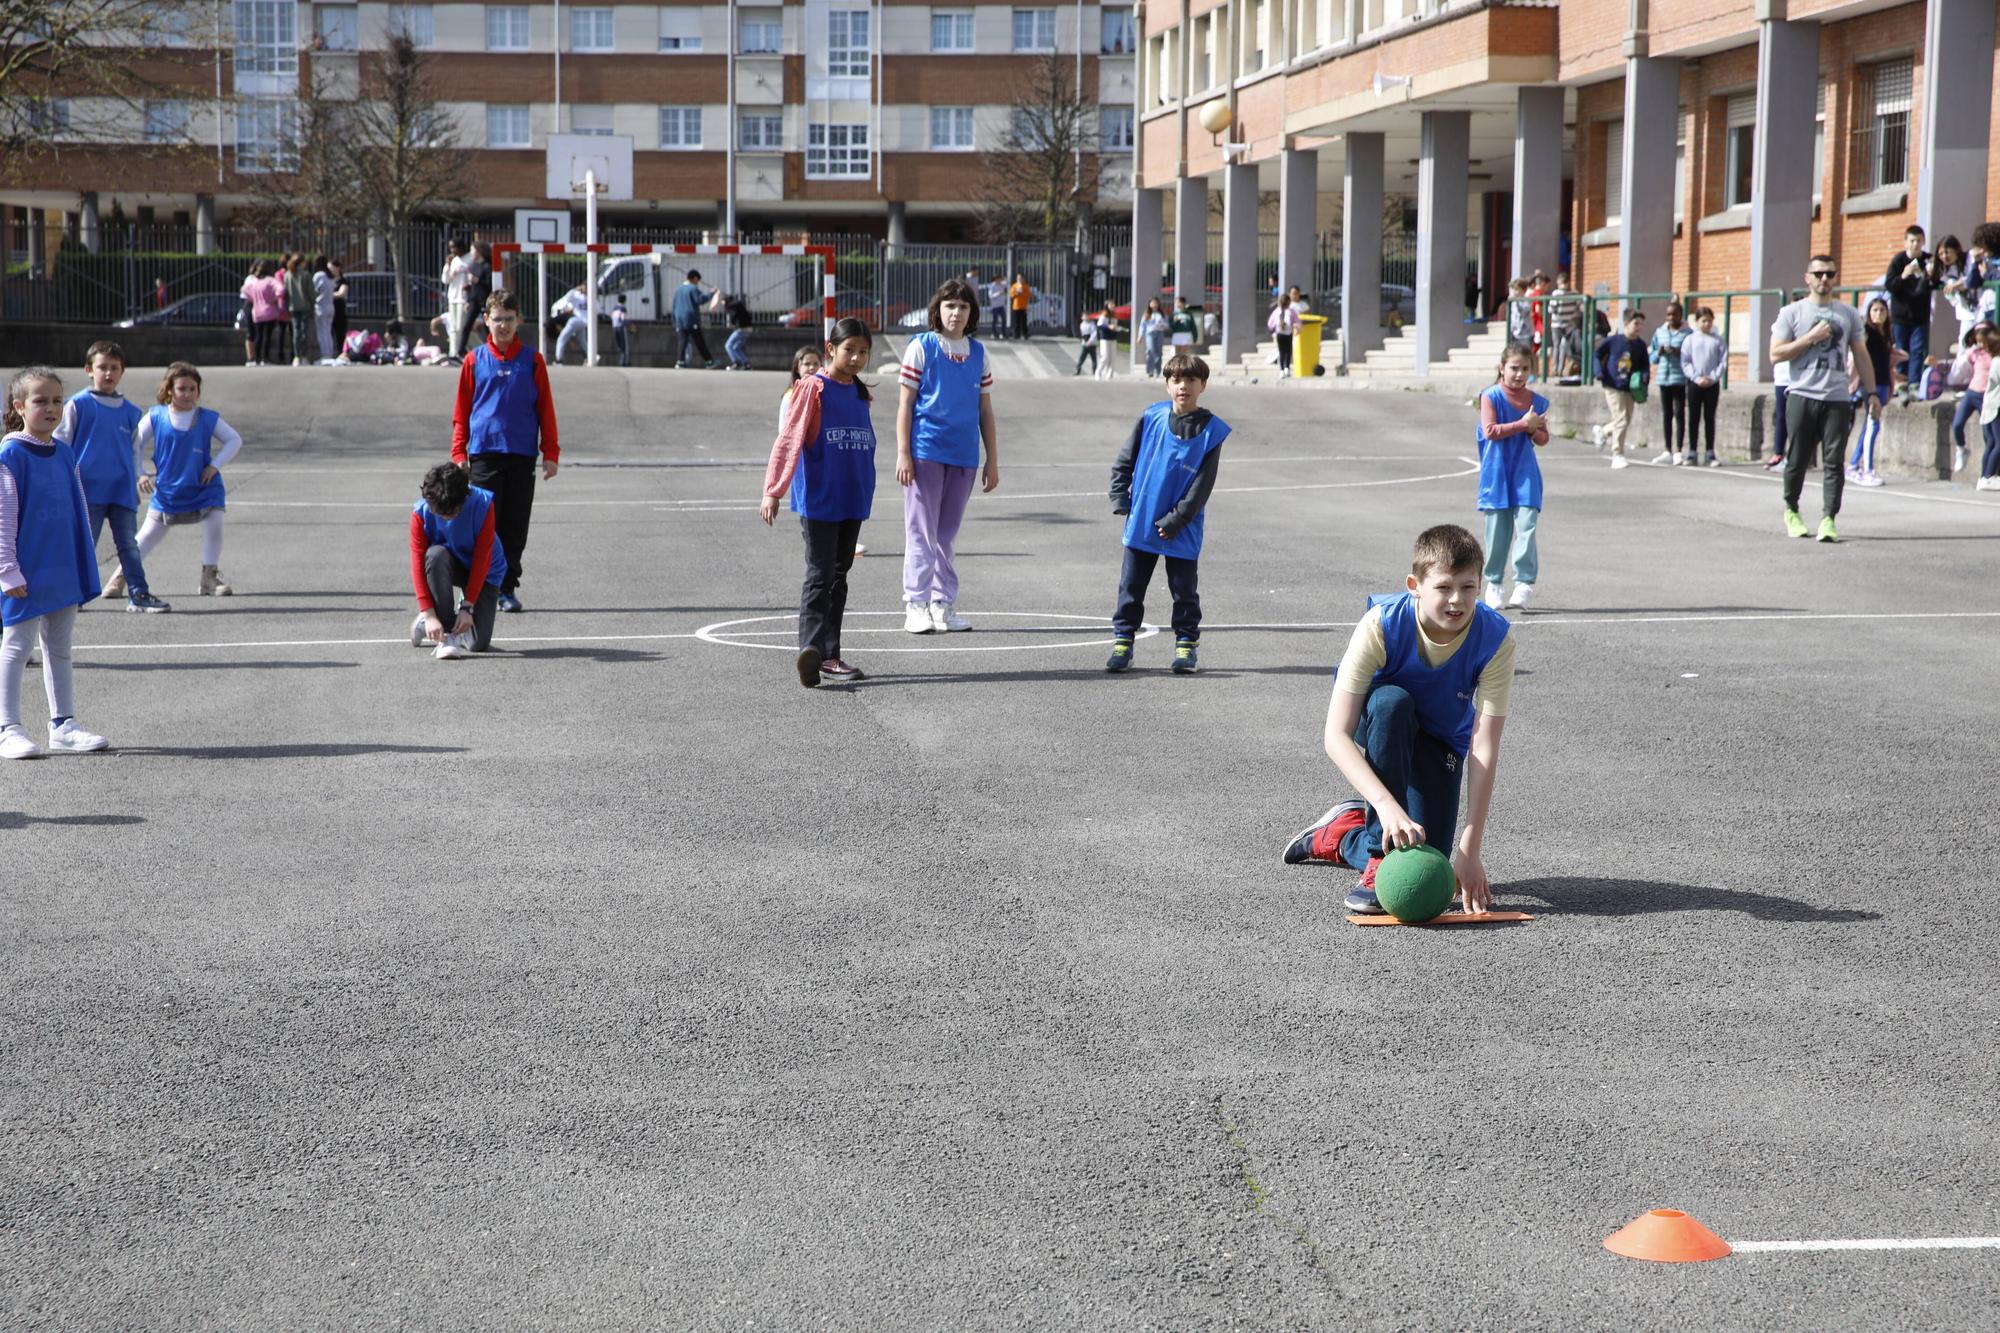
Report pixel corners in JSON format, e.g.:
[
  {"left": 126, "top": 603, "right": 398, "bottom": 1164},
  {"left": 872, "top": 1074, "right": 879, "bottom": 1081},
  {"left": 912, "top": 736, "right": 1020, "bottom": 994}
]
[
  {"left": 254, "top": 319, "right": 281, "bottom": 362},
  {"left": 1687, "top": 382, "right": 1719, "bottom": 457},
  {"left": 1658, "top": 383, "right": 1686, "bottom": 451},
  {"left": 1276, "top": 333, "right": 1293, "bottom": 373}
]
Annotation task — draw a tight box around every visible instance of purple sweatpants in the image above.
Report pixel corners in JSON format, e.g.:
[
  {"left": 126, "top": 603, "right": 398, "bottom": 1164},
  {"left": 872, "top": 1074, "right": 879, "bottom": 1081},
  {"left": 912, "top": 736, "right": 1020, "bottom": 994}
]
[{"left": 902, "top": 459, "right": 977, "bottom": 604}]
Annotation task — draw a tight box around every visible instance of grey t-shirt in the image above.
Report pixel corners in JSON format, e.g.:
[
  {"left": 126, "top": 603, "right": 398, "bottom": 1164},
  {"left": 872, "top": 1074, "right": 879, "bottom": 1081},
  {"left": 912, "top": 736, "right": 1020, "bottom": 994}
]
[{"left": 1772, "top": 299, "right": 1863, "bottom": 401}]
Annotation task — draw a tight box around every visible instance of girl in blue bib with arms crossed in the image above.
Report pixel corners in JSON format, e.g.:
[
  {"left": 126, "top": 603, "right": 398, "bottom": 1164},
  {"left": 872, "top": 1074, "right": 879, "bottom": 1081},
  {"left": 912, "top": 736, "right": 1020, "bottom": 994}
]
[
  {"left": 134, "top": 362, "right": 243, "bottom": 597},
  {"left": 1105, "top": 352, "right": 1229, "bottom": 675},
  {"left": 1476, "top": 342, "right": 1550, "bottom": 610},
  {"left": 56, "top": 341, "right": 169, "bottom": 612},
  {"left": 762, "top": 318, "right": 879, "bottom": 688},
  {"left": 1282, "top": 526, "right": 1516, "bottom": 915},
  {"left": 896, "top": 279, "right": 999, "bottom": 634},
  {"left": 0, "top": 367, "right": 112, "bottom": 758}
]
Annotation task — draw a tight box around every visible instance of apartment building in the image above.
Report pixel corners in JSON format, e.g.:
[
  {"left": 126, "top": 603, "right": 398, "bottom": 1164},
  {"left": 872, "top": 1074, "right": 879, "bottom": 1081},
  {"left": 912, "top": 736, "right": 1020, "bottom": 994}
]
[
  {"left": 1132, "top": 0, "right": 2000, "bottom": 378},
  {"left": 2, "top": 0, "right": 1140, "bottom": 244}
]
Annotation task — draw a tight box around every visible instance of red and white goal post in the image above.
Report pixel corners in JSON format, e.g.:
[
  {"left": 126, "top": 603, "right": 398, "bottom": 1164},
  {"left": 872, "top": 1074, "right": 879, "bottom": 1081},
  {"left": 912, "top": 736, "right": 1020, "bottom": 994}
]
[{"left": 490, "top": 242, "right": 838, "bottom": 346}]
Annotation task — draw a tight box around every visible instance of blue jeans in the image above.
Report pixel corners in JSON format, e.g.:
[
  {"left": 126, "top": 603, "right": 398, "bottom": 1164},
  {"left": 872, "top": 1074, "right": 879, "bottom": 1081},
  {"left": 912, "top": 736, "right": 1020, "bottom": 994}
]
[
  {"left": 86, "top": 502, "right": 148, "bottom": 596},
  {"left": 1112, "top": 546, "right": 1199, "bottom": 641},
  {"left": 1983, "top": 417, "right": 2000, "bottom": 481},
  {"left": 725, "top": 327, "right": 751, "bottom": 368},
  {"left": 1892, "top": 321, "right": 1928, "bottom": 390},
  {"left": 1952, "top": 390, "right": 1983, "bottom": 457},
  {"left": 1336, "top": 684, "right": 1463, "bottom": 870}
]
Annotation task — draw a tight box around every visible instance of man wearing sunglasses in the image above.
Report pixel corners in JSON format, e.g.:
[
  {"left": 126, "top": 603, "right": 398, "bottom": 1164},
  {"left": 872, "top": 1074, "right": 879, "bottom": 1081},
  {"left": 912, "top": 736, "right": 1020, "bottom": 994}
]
[{"left": 1770, "top": 257, "right": 1874, "bottom": 542}]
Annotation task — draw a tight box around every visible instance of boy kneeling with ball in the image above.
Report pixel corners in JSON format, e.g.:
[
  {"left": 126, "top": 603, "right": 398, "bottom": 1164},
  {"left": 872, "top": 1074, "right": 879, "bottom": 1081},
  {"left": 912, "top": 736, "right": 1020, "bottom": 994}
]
[{"left": 1282, "top": 525, "right": 1515, "bottom": 914}]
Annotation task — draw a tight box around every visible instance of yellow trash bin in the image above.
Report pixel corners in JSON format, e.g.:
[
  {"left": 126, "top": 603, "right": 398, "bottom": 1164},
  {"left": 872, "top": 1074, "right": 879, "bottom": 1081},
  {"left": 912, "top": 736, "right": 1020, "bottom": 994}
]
[{"left": 1295, "top": 314, "right": 1326, "bottom": 379}]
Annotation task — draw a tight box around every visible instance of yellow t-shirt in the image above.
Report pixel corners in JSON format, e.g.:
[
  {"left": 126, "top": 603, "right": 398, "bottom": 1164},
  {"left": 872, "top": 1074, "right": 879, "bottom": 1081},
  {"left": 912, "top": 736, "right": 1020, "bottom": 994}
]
[{"left": 1333, "top": 604, "right": 1516, "bottom": 718}]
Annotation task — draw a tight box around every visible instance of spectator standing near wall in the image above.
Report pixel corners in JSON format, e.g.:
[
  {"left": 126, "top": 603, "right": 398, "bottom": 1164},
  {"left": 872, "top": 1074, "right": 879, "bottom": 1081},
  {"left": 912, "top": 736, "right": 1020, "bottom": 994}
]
[
  {"left": 1547, "top": 273, "right": 1582, "bottom": 382},
  {"left": 1679, "top": 307, "right": 1725, "bottom": 468},
  {"left": 329, "top": 260, "right": 349, "bottom": 354},
  {"left": 987, "top": 276, "right": 1009, "bottom": 339},
  {"left": 312, "top": 256, "right": 336, "bottom": 363},
  {"left": 1648, "top": 302, "right": 1690, "bottom": 465},
  {"left": 284, "top": 254, "right": 314, "bottom": 367},
  {"left": 441, "top": 240, "right": 470, "bottom": 363},
  {"left": 1882, "top": 224, "right": 1938, "bottom": 407},
  {"left": 1009, "top": 272, "right": 1033, "bottom": 341},
  {"left": 460, "top": 242, "right": 492, "bottom": 356}
]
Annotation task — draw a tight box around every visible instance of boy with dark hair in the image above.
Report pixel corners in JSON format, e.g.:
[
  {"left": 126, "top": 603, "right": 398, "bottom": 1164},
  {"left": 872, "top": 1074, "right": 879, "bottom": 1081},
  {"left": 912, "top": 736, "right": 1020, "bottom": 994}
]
[
  {"left": 451, "top": 290, "right": 557, "bottom": 613},
  {"left": 55, "top": 341, "right": 169, "bottom": 612},
  {"left": 408, "top": 460, "right": 505, "bottom": 659},
  {"left": 1883, "top": 224, "right": 1938, "bottom": 406},
  {"left": 1595, "top": 309, "right": 1648, "bottom": 468},
  {"left": 1105, "top": 352, "right": 1227, "bottom": 675},
  {"left": 672, "top": 269, "right": 719, "bottom": 369},
  {"left": 1282, "top": 524, "right": 1516, "bottom": 914}
]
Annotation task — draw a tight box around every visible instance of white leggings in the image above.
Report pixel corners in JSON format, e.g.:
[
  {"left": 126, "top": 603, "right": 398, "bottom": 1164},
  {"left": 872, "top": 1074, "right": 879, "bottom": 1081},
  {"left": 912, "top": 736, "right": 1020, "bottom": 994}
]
[
  {"left": 0, "top": 605, "right": 77, "bottom": 729},
  {"left": 137, "top": 508, "right": 226, "bottom": 566}
]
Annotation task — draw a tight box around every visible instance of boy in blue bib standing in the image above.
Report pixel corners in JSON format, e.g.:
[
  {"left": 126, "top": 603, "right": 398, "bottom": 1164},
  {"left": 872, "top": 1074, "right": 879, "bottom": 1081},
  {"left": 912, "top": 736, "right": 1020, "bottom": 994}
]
[
  {"left": 451, "top": 291, "right": 558, "bottom": 614},
  {"left": 1282, "top": 525, "right": 1516, "bottom": 914},
  {"left": 1105, "top": 352, "right": 1228, "bottom": 675},
  {"left": 56, "top": 341, "right": 169, "bottom": 612}
]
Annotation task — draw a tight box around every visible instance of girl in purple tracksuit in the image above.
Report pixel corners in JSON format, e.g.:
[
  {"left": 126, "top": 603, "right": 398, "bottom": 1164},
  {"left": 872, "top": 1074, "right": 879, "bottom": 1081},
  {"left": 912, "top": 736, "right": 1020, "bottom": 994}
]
[{"left": 894, "top": 279, "right": 1000, "bottom": 636}]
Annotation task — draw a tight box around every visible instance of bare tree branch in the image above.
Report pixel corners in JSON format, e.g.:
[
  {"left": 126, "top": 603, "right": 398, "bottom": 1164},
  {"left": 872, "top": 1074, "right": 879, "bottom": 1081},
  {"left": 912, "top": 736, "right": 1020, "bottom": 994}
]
[
  {"left": 344, "top": 33, "right": 472, "bottom": 319},
  {"left": 976, "top": 53, "right": 1104, "bottom": 245}
]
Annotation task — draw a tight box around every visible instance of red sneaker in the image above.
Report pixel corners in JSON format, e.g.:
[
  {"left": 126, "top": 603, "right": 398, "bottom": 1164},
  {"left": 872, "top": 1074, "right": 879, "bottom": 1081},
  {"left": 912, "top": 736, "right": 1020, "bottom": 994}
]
[
  {"left": 1343, "top": 856, "right": 1385, "bottom": 913},
  {"left": 1282, "top": 800, "right": 1367, "bottom": 865}
]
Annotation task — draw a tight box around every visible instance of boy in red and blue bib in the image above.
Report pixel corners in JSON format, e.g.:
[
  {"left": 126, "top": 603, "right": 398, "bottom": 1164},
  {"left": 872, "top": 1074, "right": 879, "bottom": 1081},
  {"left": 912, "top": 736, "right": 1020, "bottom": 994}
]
[
  {"left": 407, "top": 462, "right": 507, "bottom": 660},
  {"left": 450, "top": 291, "right": 557, "bottom": 614},
  {"left": 1282, "top": 526, "right": 1516, "bottom": 914}
]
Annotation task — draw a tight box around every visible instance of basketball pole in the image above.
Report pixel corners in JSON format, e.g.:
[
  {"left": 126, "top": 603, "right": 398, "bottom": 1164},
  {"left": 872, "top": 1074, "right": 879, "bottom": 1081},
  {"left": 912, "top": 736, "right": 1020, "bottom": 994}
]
[
  {"left": 536, "top": 253, "right": 549, "bottom": 354},
  {"left": 583, "top": 168, "right": 600, "bottom": 367}
]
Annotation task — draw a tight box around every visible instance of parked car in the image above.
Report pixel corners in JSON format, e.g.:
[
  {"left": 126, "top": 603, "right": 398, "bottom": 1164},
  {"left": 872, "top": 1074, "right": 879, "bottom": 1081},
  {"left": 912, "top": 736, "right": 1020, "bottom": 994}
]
[
  {"left": 1112, "top": 286, "right": 1222, "bottom": 324},
  {"left": 1317, "top": 283, "right": 1417, "bottom": 323},
  {"left": 341, "top": 270, "right": 446, "bottom": 320},
  {"left": 114, "top": 292, "right": 240, "bottom": 328},
  {"left": 780, "top": 289, "right": 912, "bottom": 330}
]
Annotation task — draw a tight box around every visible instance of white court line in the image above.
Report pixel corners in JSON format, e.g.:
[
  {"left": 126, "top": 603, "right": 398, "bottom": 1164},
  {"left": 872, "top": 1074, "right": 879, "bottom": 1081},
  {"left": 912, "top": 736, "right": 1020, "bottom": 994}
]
[
  {"left": 1654, "top": 458, "right": 2000, "bottom": 510},
  {"left": 77, "top": 632, "right": 705, "bottom": 652},
  {"left": 697, "top": 611, "right": 1160, "bottom": 654},
  {"left": 1731, "top": 1237, "right": 2000, "bottom": 1253}
]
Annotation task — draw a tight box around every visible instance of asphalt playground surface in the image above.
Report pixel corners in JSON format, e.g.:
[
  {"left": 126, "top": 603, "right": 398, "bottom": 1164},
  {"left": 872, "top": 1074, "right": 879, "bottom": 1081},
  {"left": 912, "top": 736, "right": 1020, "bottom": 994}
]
[{"left": 4, "top": 358, "right": 1998, "bottom": 1329}]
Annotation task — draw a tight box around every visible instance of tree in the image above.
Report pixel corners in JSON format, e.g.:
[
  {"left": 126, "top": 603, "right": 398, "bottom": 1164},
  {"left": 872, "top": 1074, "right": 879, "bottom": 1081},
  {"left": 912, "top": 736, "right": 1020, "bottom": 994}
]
[
  {"left": 976, "top": 53, "right": 1104, "bottom": 245},
  {"left": 0, "top": 0, "right": 208, "bottom": 180},
  {"left": 240, "top": 69, "right": 369, "bottom": 234},
  {"left": 346, "top": 32, "right": 471, "bottom": 319}
]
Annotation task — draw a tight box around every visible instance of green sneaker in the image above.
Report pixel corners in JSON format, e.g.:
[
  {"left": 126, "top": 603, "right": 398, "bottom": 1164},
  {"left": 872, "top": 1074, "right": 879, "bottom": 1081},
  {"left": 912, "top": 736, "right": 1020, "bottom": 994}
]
[
  {"left": 1171, "top": 638, "right": 1200, "bottom": 674},
  {"left": 1817, "top": 516, "right": 1839, "bottom": 543},
  {"left": 1105, "top": 638, "right": 1134, "bottom": 673},
  {"left": 1783, "top": 509, "right": 1809, "bottom": 539}
]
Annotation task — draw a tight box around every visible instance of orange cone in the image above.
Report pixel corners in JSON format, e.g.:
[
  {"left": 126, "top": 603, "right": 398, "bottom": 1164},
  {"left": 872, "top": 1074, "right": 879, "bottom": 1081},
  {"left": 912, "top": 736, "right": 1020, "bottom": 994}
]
[{"left": 1603, "top": 1209, "right": 1732, "bottom": 1262}]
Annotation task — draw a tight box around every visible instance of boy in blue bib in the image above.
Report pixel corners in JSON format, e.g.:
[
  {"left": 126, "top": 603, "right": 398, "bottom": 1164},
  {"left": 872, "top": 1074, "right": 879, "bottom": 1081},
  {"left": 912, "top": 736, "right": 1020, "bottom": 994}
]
[
  {"left": 407, "top": 462, "right": 507, "bottom": 659},
  {"left": 450, "top": 290, "right": 558, "bottom": 614},
  {"left": 1105, "top": 353, "right": 1229, "bottom": 675},
  {"left": 55, "top": 341, "right": 168, "bottom": 612},
  {"left": 1282, "top": 525, "right": 1517, "bottom": 914}
]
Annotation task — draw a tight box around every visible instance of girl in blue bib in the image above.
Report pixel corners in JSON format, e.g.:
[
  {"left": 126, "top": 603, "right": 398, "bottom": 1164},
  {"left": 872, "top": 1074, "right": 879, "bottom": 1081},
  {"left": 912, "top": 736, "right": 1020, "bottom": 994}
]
[
  {"left": 1475, "top": 343, "right": 1550, "bottom": 610},
  {"left": 133, "top": 362, "right": 244, "bottom": 597},
  {"left": 762, "top": 319, "right": 880, "bottom": 688},
  {"left": 0, "top": 367, "right": 111, "bottom": 758},
  {"left": 894, "top": 279, "right": 999, "bottom": 635}
]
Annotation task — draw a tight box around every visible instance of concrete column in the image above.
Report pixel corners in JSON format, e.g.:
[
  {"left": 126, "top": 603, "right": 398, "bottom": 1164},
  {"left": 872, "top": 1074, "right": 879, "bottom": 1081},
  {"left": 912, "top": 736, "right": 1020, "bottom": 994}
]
[
  {"left": 79, "top": 192, "right": 102, "bottom": 254},
  {"left": 195, "top": 195, "right": 217, "bottom": 256},
  {"left": 1278, "top": 146, "right": 1318, "bottom": 295},
  {"left": 1172, "top": 175, "right": 1207, "bottom": 324},
  {"left": 1511, "top": 86, "right": 1564, "bottom": 279},
  {"left": 1220, "top": 161, "right": 1258, "bottom": 367},
  {"left": 1748, "top": 21, "right": 1819, "bottom": 383},
  {"left": 1341, "top": 131, "right": 1384, "bottom": 363},
  {"left": 1617, "top": 57, "right": 1682, "bottom": 302},
  {"left": 885, "top": 199, "right": 907, "bottom": 259},
  {"left": 1919, "top": 0, "right": 1996, "bottom": 353},
  {"left": 1129, "top": 186, "right": 1164, "bottom": 372},
  {"left": 1414, "top": 110, "right": 1470, "bottom": 375}
]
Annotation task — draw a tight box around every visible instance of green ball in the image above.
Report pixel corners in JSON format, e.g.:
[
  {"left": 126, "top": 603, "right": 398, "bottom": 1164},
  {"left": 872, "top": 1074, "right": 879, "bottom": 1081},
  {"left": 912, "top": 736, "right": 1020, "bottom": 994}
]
[{"left": 1374, "top": 845, "right": 1457, "bottom": 923}]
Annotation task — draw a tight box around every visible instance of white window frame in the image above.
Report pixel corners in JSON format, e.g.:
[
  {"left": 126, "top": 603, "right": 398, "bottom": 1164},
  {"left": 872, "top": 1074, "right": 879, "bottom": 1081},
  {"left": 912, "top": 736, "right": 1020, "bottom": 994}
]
[
  {"left": 1012, "top": 7, "right": 1056, "bottom": 52},
  {"left": 1101, "top": 5, "right": 1134, "bottom": 55},
  {"left": 570, "top": 7, "right": 613, "bottom": 51},
  {"left": 1099, "top": 105, "right": 1134, "bottom": 152},
  {"left": 1604, "top": 119, "right": 1623, "bottom": 224},
  {"left": 931, "top": 9, "right": 973, "bottom": 52},
  {"left": 1723, "top": 93, "right": 1755, "bottom": 210},
  {"left": 659, "top": 105, "right": 703, "bottom": 149},
  {"left": 658, "top": 9, "right": 702, "bottom": 50},
  {"left": 486, "top": 103, "right": 531, "bottom": 148},
  {"left": 570, "top": 104, "right": 614, "bottom": 135},
  {"left": 314, "top": 4, "right": 358, "bottom": 51},
  {"left": 485, "top": 5, "right": 530, "bottom": 51},
  {"left": 806, "top": 121, "right": 870, "bottom": 178},
  {"left": 739, "top": 111, "right": 782, "bottom": 150},
  {"left": 386, "top": 3, "right": 433, "bottom": 47},
  {"left": 235, "top": 97, "right": 298, "bottom": 172},
  {"left": 930, "top": 105, "right": 974, "bottom": 151},
  {"left": 1859, "top": 58, "right": 1912, "bottom": 192},
  {"left": 145, "top": 98, "right": 191, "bottom": 144},
  {"left": 233, "top": 0, "right": 298, "bottom": 77},
  {"left": 828, "top": 9, "right": 869, "bottom": 76},
  {"left": 740, "top": 8, "right": 781, "bottom": 53},
  {"left": 28, "top": 97, "right": 72, "bottom": 137}
]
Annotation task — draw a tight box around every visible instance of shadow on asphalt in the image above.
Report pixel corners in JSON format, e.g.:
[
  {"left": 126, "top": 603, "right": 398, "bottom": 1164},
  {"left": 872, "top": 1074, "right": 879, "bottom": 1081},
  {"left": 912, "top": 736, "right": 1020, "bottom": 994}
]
[
  {"left": 78, "top": 660, "right": 358, "bottom": 672},
  {"left": 845, "top": 665, "right": 1328, "bottom": 686},
  {"left": 1524, "top": 605, "right": 1802, "bottom": 616},
  {"left": 120, "top": 743, "right": 466, "bottom": 760},
  {"left": 501, "top": 646, "right": 664, "bottom": 663},
  {"left": 973, "top": 512, "right": 1093, "bottom": 525},
  {"left": 1511, "top": 876, "right": 1880, "bottom": 922},
  {"left": 0, "top": 812, "right": 145, "bottom": 829}
]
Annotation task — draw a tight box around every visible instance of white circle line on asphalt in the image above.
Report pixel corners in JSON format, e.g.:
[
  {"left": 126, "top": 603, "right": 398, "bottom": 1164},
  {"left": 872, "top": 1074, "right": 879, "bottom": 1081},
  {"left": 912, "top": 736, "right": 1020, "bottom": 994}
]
[{"left": 695, "top": 611, "right": 1163, "bottom": 654}]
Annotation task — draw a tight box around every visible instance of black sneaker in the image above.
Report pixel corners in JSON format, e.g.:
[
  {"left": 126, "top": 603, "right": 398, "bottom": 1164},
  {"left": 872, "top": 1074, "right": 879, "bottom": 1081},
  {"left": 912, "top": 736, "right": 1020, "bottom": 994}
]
[
  {"left": 1342, "top": 857, "right": 1386, "bottom": 913},
  {"left": 1171, "top": 638, "right": 1199, "bottom": 674},
  {"left": 796, "top": 648, "right": 822, "bottom": 688},
  {"left": 1104, "top": 638, "right": 1133, "bottom": 673},
  {"left": 497, "top": 592, "right": 523, "bottom": 613},
  {"left": 126, "top": 592, "right": 172, "bottom": 613}
]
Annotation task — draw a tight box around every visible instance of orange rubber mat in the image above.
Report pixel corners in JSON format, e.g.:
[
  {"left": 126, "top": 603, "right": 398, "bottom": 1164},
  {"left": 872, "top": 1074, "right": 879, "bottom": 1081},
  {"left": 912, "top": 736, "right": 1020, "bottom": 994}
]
[{"left": 1347, "top": 911, "right": 1535, "bottom": 927}]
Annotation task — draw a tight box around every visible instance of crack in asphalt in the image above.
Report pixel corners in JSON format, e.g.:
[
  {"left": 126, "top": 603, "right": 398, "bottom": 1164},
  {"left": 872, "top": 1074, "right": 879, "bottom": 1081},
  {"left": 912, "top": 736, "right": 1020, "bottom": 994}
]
[{"left": 1214, "top": 1096, "right": 1329, "bottom": 1275}]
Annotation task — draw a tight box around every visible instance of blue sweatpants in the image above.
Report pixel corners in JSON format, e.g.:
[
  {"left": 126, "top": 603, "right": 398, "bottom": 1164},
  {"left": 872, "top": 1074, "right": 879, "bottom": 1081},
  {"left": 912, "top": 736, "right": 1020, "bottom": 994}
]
[{"left": 1336, "top": 684, "right": 1464, "bottom": 870}]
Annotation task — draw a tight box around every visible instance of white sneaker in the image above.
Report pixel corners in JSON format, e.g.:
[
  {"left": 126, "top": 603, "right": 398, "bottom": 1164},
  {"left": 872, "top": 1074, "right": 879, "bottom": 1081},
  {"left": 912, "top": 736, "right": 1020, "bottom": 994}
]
[
  {"left": 1981, "top": 477, "right": 1998, "bottom": 491},
  {"left": 1651, "top": 450, "right": 1673, "bottom": 466},
  {"left": 1954, "top": 445, "right": 1968, "bottom": 473},
  {"left": 0, "top": 725, "right": 39, "bottom": 759},
  {"left": 1707, "top": 456, "right": 1722, "bottom": 468},
  {"left": 1506, "top": 583, "right": 1534, "bottom": 609},
  {"left": 432, "top": 634, "right": 469, "bottom": 660},
  {"left": 410, "top": 613, "right": 430, "bottom": 647},
  {"left": 1610, "top": 454, "right": 1630, "bottom": 469},
  {"left": 1857, "top": 471, "right": 1885, "bottom": 488},
  {"left": 1591, "top": 424, "right": 1605, "bottom": 449},
  {"left": 48, "top": 719, "right": 109, "bottom": 752},
  {"left": 1481, "top": 582, "right": 1505, "bottom": 610},
  {"left": 933, "top": 601, "right": 972, "bottom": 632},
  {"left": 904, "top": 601, "right": 935, "bottom": 634}
]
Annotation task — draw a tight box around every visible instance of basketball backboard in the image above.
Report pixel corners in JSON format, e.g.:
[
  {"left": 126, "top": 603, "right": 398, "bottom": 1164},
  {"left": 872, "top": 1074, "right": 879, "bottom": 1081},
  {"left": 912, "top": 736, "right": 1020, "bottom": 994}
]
[
  {"left": 545, "top": 134, "right": 634, "bottom": 202},
  {"left": 513, "top": 209, "right": 571, "bottom": 245}
]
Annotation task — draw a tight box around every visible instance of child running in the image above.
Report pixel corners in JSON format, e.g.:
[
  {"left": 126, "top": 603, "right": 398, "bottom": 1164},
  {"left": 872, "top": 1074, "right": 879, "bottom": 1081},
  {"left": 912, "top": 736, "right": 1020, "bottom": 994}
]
[
  {"left": 762, "top": 318, "right": 878, "bottom": 688},
  {"left": 56, "top": 341, "right": 169, "bottom": 611},
  {"left": 0, "top": 367, "right": 111, "bottom": 758},
  {"left": 134, "top": 362, "right": 241, "bottom": 596},
  {"left": 451, "top": 290, "right": 558, "bottom": 613},
  {"left": 1476, "top": 343, "right": 1549, "bottom": 611},
  {"left": 1105, "top": 352, "right": 1228, "bottom": 675},
  {"left": 896, "top": 278, "right": 999, "bottom": 635},
  {"left": 1281, "top": 524, "right": 1516, "bottom": 914},
  {"left": 408, "top": 461, "right": 504, "bottom": 660}
]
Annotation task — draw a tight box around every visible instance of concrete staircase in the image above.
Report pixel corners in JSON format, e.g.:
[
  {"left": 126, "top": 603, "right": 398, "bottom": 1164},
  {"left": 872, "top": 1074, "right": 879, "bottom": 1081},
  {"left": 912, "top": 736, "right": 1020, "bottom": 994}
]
[
  {"left": 1342, "top": 326, "right": 1419, "bottom": 380},
  {"left": 1208, "top": 334, "right": 1345, "bottom": 382},
  {"left": 1440, "top": 319, "right": 1515, "bottom": 374}
]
